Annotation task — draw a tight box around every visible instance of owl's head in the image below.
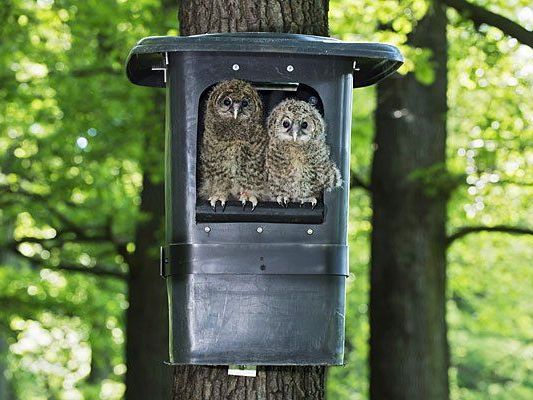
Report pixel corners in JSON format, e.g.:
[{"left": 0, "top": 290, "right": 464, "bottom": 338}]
[
  {"left": 267, "top": 99, "right": 325, "bottom": 142},
  {"left": 207, "top": 79, "right": 262, "bottom": 124}
]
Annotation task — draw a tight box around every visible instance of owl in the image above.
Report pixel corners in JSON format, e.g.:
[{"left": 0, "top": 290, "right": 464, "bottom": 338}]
[
  {"left": 198, "top": 79, "right": 267, "bottom": 210},
  {"left": 265, "top": 99, "right": 341, "bottom": 207}
]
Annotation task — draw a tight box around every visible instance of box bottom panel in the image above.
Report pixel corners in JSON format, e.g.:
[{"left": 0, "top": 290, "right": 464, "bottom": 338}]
[{"left": 167, "top": 274, "right": 345, "bottom": 365}]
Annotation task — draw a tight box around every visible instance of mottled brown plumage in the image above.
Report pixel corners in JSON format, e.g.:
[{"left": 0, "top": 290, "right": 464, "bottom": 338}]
[
  {"left": 265, "top": 99, "right": 341, "bottom": 206},
  {"left": 198, "top": 79, "right": 267, "bottom": 209}
]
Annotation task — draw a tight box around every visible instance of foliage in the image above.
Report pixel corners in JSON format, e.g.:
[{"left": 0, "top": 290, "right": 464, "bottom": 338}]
[
  {"left": 0, "top": 0, "right": 531, "bottom": 399},
  {"left": 0, "top": 0, "right": 176, "bottom": 398},
  {"left": 327, "top": 1, "right": 532, "bottom": 399}
]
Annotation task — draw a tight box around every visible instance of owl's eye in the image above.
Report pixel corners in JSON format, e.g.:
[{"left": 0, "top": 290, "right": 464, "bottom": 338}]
[
  {"left": 282, "top": 120, "right": 291, "bottom": 129},
  {"left": 241, "top": 99, "right": 249, "bottom": 107},
  {"left": 223, "top": 98, "right": 232, "bottom": 106},
  {"left": 301, "top": 121, "right": 308, "bottom": 129}
]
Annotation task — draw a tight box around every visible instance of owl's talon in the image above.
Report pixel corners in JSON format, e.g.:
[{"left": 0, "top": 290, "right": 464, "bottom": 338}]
[
  {"left": 276, "top": 196, "right": 289, "bottom": 207},
  {"left": 240, "top": 193, "right": 248, "bottom": 210},
  {"left": 249, "top": 196, "right": 258, "bottom": 211},
  {"left": 239, "top": 192, "right": 258, "bottom": 211},
  {"left": 208, "top": 196, "right": 227, "bottom": 212},
  {"left": 299, "top": 198, "right": 318, "bottom": 208}
]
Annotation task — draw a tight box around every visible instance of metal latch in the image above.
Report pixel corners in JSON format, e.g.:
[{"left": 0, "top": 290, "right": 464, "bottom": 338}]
[
  {"left": 228, "top": 365, "right": 257, "bottom": 377},
  {"left": 152, "top": 52, "right": 169, "bottom": 83}
]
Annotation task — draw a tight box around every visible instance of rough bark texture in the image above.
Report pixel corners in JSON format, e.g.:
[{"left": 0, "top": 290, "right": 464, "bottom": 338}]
[
  {"left": 179, "top": 0, "right": 328, "bottom": 36},
  {"left": 125, "top": 172, "right": 171, "bottom": 400},
  {"left": 173, "top": 366, "right": 325, "bottom": 399},
  {"left": 172, "top": 1, "right": 328, "bottom": 399},
  {"left": 369, "top": 4, "right": 450, "bottom": 400}
]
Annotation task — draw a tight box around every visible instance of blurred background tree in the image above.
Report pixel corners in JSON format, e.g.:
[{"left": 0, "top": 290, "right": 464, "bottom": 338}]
[{"left": 0, "top": 1, "right": 531, "bottom": 400}]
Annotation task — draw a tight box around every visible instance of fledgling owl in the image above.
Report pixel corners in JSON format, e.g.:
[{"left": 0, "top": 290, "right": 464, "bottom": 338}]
[
  {"left": 265, "top": 99, "right": 341, "bottom": 206},
  {"left": 198, "top": 79, "right": 267, "bottom": 210}
]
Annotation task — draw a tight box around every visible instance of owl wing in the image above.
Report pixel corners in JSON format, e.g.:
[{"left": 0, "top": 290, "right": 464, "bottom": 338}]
[
  {"left": 198, "top": 133, "right": 234, "bottom": 199},
  {"left": 236, "top": 127, "right": 267, "bottom": 195},
  {"left": 265, "top": 139, "right": 296, "bottom": 198},
  {"left": 308, "top": 141, "right": 342, "bottom": 193}
]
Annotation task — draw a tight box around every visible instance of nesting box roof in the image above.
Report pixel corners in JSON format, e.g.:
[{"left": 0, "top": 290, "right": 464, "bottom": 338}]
[{"left": 126, "top": 32, "right": 403, "bottom": 88}]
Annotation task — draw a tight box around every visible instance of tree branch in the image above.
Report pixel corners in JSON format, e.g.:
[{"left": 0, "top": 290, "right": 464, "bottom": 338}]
[
  {"left": 19, "top": 253, "right": 126, "bottom": 280},
  {"left": 2, "top": 184, "right": 127, "bottom": 247},
  {"left": 447, "top": 225, "right": 533, "bottom": 246},
  {"left": 46, "top": 262, "right": 127, "bottom": 279},
  {"left": 440, "top": 0, "right": 533, "bottom": 48},
  {"left": 5, "top": 239, "right": 128, "bottom": 280}
]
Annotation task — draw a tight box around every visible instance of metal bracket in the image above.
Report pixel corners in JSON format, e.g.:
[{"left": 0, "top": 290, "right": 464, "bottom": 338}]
[
  {"left": 159, "top": 246, "right": 167, "bottom": 278},
  {"left": 228, "top": 365, "right": 257, "bottom": 377},
  {"left": 152, "top": 52, "right": 169, "bottom": 83}
]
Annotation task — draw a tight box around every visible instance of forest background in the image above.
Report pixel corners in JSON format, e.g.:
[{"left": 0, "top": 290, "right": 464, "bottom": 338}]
[{"left": 0, "top": 0, "right": 531, "bottom": 399}]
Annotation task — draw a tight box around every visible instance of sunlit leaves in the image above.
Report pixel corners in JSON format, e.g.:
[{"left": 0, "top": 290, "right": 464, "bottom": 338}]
[
  {"left": 327, "top": 1, "right": 532, "bottom": 399},
  {"left": 330, "top": 0, "right": 430, "bottom": 77},
  {"left": 447, "top": 236, "right": 533, "bottom": 400},
  {"left": 0, "top": 0, "right": 176, "bottom": 398}
]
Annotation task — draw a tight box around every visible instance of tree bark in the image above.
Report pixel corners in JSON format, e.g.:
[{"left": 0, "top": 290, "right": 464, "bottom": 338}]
[
  {"left": 369, "top": 3, "right": 450, "bottom": 400},
  {"left": 173, "top": 366, "right": 325, "bottom": 399},
  {"left": 179, "top": 0, "right": 328, "bottom": 36},
  {"left": 172, "top": 1, "right": 329, "bottom": 399},
  {"left": 125, "top": 172, "right": 171, "bottom": 400}
]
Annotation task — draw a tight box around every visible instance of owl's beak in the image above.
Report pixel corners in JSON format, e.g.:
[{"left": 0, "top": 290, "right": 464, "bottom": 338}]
[
  {"left": 233, "top": 103, "right": 240, "bottom": 119},
  {"left": 292, "top": 124, "right": 299, "bottom": 141}
]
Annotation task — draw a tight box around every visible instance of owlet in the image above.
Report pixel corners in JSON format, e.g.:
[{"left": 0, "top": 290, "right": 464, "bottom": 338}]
[
  {"left": 265, "top": 99, "right": 341, "bottom": 206},
  {"left": 198, "top": 79, "right": 267, "bottom": 210}
]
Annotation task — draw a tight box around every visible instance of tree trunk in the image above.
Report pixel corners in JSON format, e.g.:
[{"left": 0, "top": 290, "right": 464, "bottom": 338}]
[
  {"left": 172, "top": 1, "right": 329, "bottom": 399},
  {"left": 125, "top": 172, "right": 171, "bottom": 400},
  {"left": 172, "top": 366, "right": 325, "bottom": 399},
  {"left": 369, "top": 3, "right": 449, "bottom": 400},
  {"left": 0, "top": 333, "right": 14, "bottom": 400},
  {"left": 179, "top": 0, "right": 328, "bottom": 36}
]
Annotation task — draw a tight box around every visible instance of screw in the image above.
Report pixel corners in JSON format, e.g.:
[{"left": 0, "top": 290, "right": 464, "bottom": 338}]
[
  {"left": 256, "top": 227, "right": 263, "bottom": 233},
  {"left": 204, "top": 226, "right": 211, "bottom": 233},
  {"left": 287, "top": 65, "right": 294, "bottom": 72},
  {"left": 232, "top": 64, "right": 240, "bottom": 71},
  {"left": 307, "top": 229, "right": 314, "bottom": 235}
]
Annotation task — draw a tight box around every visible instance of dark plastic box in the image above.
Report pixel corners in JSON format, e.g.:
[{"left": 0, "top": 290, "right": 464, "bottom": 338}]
[{"left": 126, "top": 33, "right": 402, "bottom": 365}]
